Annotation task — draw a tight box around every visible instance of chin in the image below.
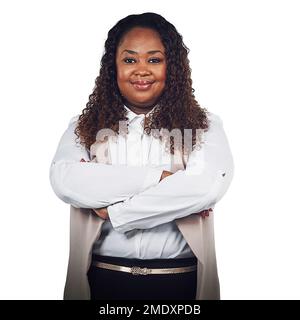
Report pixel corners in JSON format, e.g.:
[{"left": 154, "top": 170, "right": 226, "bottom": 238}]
[
  {"left": 132, "top": 95, "right": 159, "bottom": 105},
  {"left": 132, "top": 101, "right": 157, "bottom": 107}
]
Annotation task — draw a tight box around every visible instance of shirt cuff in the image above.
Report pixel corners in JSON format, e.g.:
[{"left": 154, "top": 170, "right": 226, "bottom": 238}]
[
  {"left": 107, "top": 167, "right": 162, "bottom": 233},
  {"left": 107, "top": 204, "right": 128, "bottom": 233},
  {"left": 141, "top": 167, "right": 163, "bottom": 191}
]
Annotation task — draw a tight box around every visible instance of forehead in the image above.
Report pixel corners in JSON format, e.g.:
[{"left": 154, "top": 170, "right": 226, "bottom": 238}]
[{"left": 117, "top": 27, "right": 165, "bottom": 52}]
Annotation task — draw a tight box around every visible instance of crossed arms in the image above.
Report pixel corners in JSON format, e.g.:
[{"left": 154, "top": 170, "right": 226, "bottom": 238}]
[{"left": 49, "top": 113, "right": 234, "bottom": 233}]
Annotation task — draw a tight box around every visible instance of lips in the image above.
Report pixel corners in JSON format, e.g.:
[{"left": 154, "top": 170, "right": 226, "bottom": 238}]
[{"left": 130, "top": 80, "right": 155, "bottom": 91}]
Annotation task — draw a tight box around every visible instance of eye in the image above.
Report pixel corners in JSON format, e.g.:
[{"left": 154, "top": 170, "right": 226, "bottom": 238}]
[
  {"left": 123, "top": 57, "right": 136, "bottom": 64},
  {"left": 149, "top": 58, "right": 162, "bottom": 63}
]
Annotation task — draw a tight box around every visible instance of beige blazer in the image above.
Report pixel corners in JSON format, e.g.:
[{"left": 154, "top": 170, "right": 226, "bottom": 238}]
[{"left": 63, "top": 138, "right": 220, "bottom": 300}]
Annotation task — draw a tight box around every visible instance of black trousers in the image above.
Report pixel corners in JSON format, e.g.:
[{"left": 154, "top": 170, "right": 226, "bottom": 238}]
[{"left": 87, "top": 254, "right": 197, "bottom": 300}]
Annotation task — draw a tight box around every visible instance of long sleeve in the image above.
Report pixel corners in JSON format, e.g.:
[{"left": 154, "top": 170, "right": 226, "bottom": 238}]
[
  {"left": 108, "top": 113, "right": 234, "bottom": 233},
  {"left": 49, "top": 115, "right": 162, "bottom": 208}
]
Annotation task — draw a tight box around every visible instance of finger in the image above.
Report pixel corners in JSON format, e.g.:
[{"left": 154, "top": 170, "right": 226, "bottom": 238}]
[{"left": 93, "top": 209, "right": 104, "bottom": 219}]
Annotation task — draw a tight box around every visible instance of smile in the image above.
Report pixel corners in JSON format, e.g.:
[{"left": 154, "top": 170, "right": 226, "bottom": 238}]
[{"left": 130, "top": 80, "right": 155, "bottom": 91}]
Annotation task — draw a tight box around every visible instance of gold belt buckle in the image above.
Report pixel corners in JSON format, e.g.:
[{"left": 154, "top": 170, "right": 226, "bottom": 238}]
[{"left": 131, "top": 266, "right": 150, "bottom": 275}]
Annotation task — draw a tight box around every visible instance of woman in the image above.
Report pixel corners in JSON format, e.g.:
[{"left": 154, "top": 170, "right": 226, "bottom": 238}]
[{"left": 49, "top": 12, "right": 234, "bottom": 300}]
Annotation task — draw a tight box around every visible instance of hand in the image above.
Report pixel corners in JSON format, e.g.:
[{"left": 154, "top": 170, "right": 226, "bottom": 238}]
[
  {"left": 159, "top": 170, "right": 173, "bottom": 182},
  {"left": 198, "top": 208, "right": 213, "bottom": 219},
  {"left": 93, "top": 207, "right": 109, "bottom": 220}
]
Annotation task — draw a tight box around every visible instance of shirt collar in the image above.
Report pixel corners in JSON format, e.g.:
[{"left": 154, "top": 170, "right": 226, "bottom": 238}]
[{"left": 124, "top": 104, "right": 158, "bottom": 124}]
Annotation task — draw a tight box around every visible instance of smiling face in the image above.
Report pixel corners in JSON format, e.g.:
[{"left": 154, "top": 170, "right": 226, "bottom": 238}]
[{"left": 115, "top": 27, "right": 167, "bottom": 114}]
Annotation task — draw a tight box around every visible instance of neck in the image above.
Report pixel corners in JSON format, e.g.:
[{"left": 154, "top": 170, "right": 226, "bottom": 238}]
[{"left": 124, "top": 101, "right": 157, "bottom": 115}]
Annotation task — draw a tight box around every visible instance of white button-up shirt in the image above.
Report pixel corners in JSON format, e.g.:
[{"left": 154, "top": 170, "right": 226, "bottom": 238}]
[
  {"left": 49, "top": 105, "right": 234, "bottom": 259},
  {"left": 92, "top": 105, "right": 195, "bottom": 258}
]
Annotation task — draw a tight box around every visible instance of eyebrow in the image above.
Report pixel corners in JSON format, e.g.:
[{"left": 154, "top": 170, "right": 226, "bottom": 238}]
[{"left": 121, "top": 49, "right": 164, "bottom": 55}]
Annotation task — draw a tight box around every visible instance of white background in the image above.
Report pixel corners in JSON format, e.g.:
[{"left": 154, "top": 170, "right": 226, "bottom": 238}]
[{"left": 0, "top": 0, "right": 299, "bottom": 299}]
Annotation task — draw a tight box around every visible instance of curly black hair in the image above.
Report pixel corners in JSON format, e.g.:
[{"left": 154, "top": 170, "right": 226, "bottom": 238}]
[{"left": 75, "top": 12, "right": 210, "bottom": 155}]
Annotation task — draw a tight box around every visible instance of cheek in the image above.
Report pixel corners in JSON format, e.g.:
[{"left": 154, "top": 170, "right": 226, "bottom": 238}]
[
  {"left": 116, "top": 65, "right": 131, "bottom": 82},
  {"left": 158, "top": 64, "right": 167, "bottom": 82},
  {"left": 116, "top": 69, "right": 125, "bottom": 83}
]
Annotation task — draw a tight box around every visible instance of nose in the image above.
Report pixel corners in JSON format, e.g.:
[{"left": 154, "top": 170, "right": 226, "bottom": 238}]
[
  {"left": 134, "top": 61, "right": 151, "bottom": 76},
  {"left": 134, "top": 69, "right": 151, "bottom": 76}
]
